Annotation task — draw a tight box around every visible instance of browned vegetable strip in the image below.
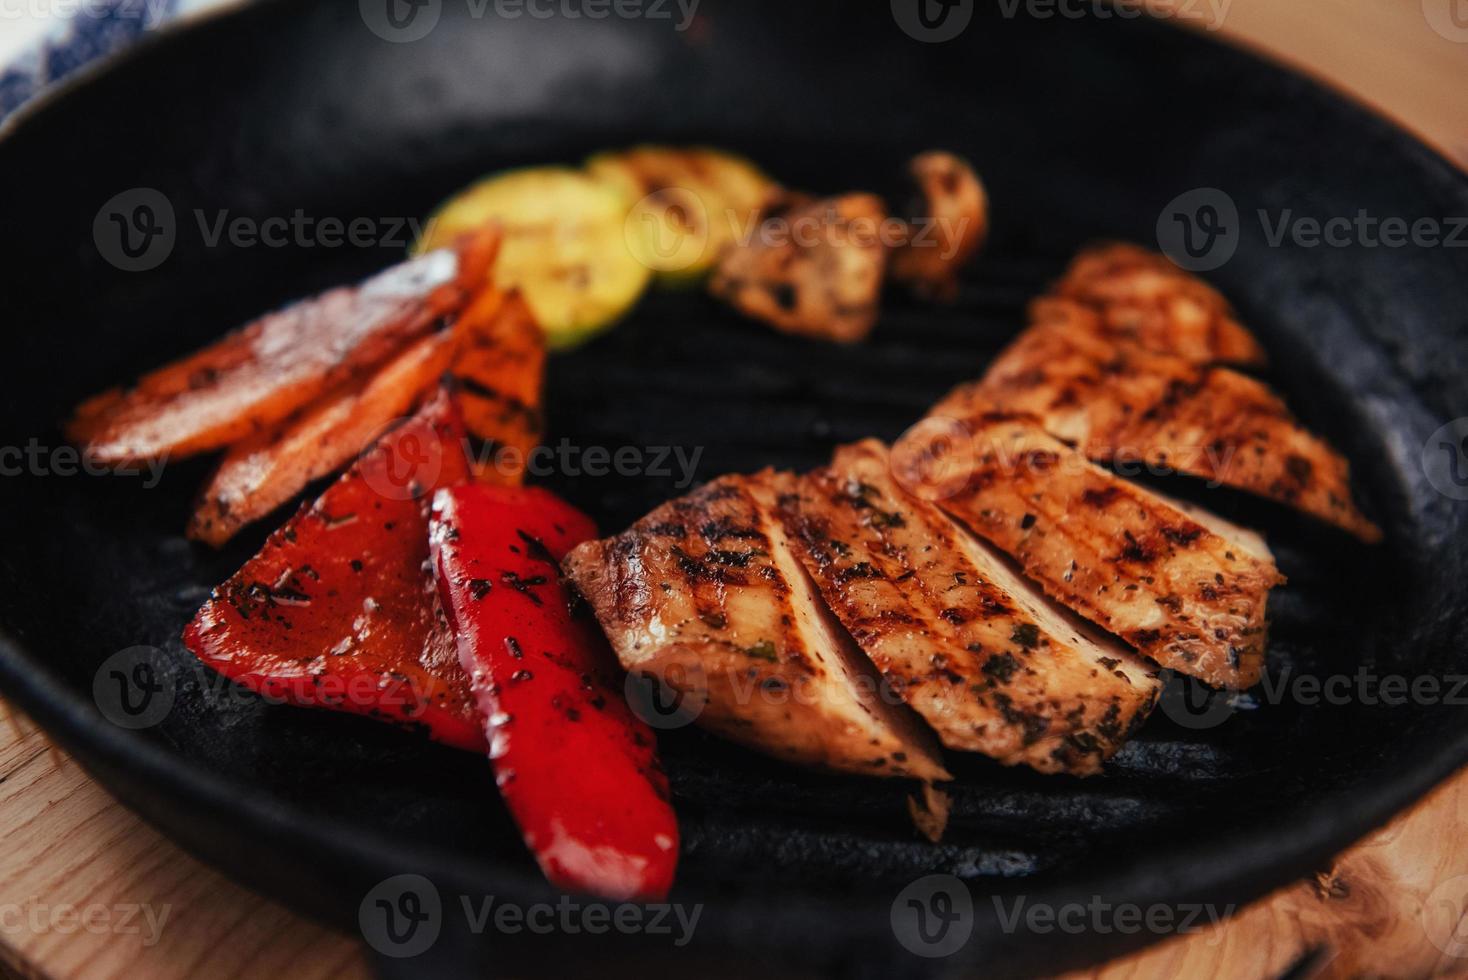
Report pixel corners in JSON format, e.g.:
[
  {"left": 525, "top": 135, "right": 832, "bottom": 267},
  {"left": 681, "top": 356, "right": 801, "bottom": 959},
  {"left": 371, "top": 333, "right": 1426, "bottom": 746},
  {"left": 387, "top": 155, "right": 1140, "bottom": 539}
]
[
  {"left": 187, "top": 326, "right": 462, "bottom": 547},
  {"left": 897, "top": 411, "right": 1284, "bottom": 688},
  {"left": 780, "top": 440, "right": 1160, "bottom": 775},
  {"left": 68, "top": 226, "right": 500, "bottom": 464},
  {"left": 449, "top": 289, "right": 546, "bottom": 485}
]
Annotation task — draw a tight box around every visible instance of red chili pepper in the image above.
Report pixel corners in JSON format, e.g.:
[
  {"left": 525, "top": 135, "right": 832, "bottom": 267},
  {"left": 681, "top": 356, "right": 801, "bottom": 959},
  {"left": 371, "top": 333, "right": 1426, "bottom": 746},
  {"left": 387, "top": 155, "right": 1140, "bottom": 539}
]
[
  {"left": 430, "top": 484, "right": 679, "bottom": 900},
  {"left": 184, "top": 387, "right": 486, "bottom": 752}
]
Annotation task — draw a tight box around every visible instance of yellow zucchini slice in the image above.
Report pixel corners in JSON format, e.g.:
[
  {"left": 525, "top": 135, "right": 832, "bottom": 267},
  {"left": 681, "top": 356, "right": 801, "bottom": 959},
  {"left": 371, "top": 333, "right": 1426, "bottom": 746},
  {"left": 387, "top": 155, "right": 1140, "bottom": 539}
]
[
  {"left": 586, "top": 146, "right": 779, "bottom": 282},
  {"left": 417, "top": 167, "right": 651, "bottom": 349}
]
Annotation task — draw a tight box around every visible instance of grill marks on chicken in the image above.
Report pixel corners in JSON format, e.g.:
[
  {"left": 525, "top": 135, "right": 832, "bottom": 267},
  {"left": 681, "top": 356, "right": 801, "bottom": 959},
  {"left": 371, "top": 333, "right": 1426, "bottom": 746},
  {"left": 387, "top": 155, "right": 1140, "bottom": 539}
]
[
  {"left": 562, "top": 473, "right": 949, "bottom": 781},
  {"left": 778, "top": 441, "right": 1160, "bottom": 775},
  {"left": 949, "top": 297, "right": 1381, "bottom": 542},
  {"left": 1050, "top": 242, "right": 1265, "bottom": 366},
  {"left": 911, "top": 413, "right": 1283, "bottom": 688}
]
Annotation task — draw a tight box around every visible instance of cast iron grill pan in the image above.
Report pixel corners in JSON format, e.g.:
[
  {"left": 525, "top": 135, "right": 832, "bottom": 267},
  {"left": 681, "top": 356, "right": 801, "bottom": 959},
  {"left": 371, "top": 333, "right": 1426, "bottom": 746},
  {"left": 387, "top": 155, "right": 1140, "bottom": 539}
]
[{"left": 0, "top": 1, "right": 1465, "bottom": 976}]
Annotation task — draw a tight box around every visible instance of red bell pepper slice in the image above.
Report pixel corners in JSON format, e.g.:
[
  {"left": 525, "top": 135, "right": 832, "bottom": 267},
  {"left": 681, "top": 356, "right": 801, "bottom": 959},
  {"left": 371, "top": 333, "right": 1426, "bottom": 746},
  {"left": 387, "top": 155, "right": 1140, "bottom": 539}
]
[
  {"left": 430, "top": 484, "right": 679, "bottom": 900},
  {"left": 184, "top": 386, "right": 486, "bottom": 752}
]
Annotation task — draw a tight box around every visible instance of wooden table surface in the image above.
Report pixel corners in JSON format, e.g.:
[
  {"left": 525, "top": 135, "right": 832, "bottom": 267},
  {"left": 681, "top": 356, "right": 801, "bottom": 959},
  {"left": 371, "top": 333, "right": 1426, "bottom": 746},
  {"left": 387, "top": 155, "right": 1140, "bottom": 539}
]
[{"left": 3, "top": 3, "right": 1466, "bottom": 978}]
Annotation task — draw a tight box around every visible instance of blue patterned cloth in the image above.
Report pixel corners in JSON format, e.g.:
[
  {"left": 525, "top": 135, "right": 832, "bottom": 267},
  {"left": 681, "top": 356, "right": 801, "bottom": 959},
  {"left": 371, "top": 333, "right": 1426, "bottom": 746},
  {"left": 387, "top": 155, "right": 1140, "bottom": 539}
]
[{"left": 0, "top": 0, "right": 227, "bottom": 122}]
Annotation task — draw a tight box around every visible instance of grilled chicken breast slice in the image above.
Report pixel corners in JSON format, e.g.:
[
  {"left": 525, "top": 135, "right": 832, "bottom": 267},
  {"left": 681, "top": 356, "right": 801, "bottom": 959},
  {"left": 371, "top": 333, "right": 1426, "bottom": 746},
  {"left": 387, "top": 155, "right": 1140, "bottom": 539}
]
[
  {"left": 562, "top": 472, "right": 949, "bottom": 780},
  {"left": 778, "top": 441, "right": 1160, "bottom": 774},
  {"left": 1049, "top": 242, "right": 1265, "bottom": 366},
  {"left": 897, "top": 412, "right": 1284, "bottom": 688},
  {"left": 949, "top": 299, "right": 1382, "bottom": 542}
]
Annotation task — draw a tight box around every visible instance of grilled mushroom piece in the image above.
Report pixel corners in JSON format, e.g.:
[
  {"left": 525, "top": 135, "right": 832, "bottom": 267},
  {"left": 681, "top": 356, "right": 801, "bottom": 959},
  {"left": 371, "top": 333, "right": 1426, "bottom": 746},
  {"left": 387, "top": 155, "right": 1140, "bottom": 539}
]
[
  {"left": 709, "top": 193, "right": 889, "bottom": 343},
  {"left": 891, "top": 151, "right": 989, "bottom": 302}
]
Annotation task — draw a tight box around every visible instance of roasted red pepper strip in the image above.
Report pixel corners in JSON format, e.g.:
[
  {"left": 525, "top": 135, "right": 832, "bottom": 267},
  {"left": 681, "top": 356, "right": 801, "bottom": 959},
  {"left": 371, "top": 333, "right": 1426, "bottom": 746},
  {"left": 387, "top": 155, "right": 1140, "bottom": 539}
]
[
  {"left": 430, "top": 484, "right": 679, "bottom": 900},
  {"left": 184, "top": 387, "right": 486, "bottom": 752}
]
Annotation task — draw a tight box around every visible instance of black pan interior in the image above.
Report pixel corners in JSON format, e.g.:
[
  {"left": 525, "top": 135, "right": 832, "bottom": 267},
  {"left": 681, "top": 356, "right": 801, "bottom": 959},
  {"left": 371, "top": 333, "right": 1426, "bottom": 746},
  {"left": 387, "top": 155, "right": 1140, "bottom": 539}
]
[{"left": 1, "top": 2, "right": 1467, "bottom": 976}]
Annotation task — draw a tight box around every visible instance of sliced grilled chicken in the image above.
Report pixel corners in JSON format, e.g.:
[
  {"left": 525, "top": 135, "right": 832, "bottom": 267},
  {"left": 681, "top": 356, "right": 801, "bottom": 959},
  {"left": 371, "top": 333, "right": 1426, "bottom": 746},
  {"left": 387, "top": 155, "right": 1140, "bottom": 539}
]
[
  {"left": 950, "top": 299, "right": 1382, "bottom": 542},
  {"left": 562, "top": 472, "right": 949, "bottom": 780},
  {"left": 1049, "top": 242, "right": 1265, "bottom": 366},
  {"left": 896, "top": 412, "right": 1284, "bottom": 688},
  {"left": 708, "top": 194, "right": 888, "bottom": 343},
  {"left": 68, "top": 227, "right": 499, "bottom": 464},
  {"left": 778, "top": 440, "right": 1160, "bottom": 775}
]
